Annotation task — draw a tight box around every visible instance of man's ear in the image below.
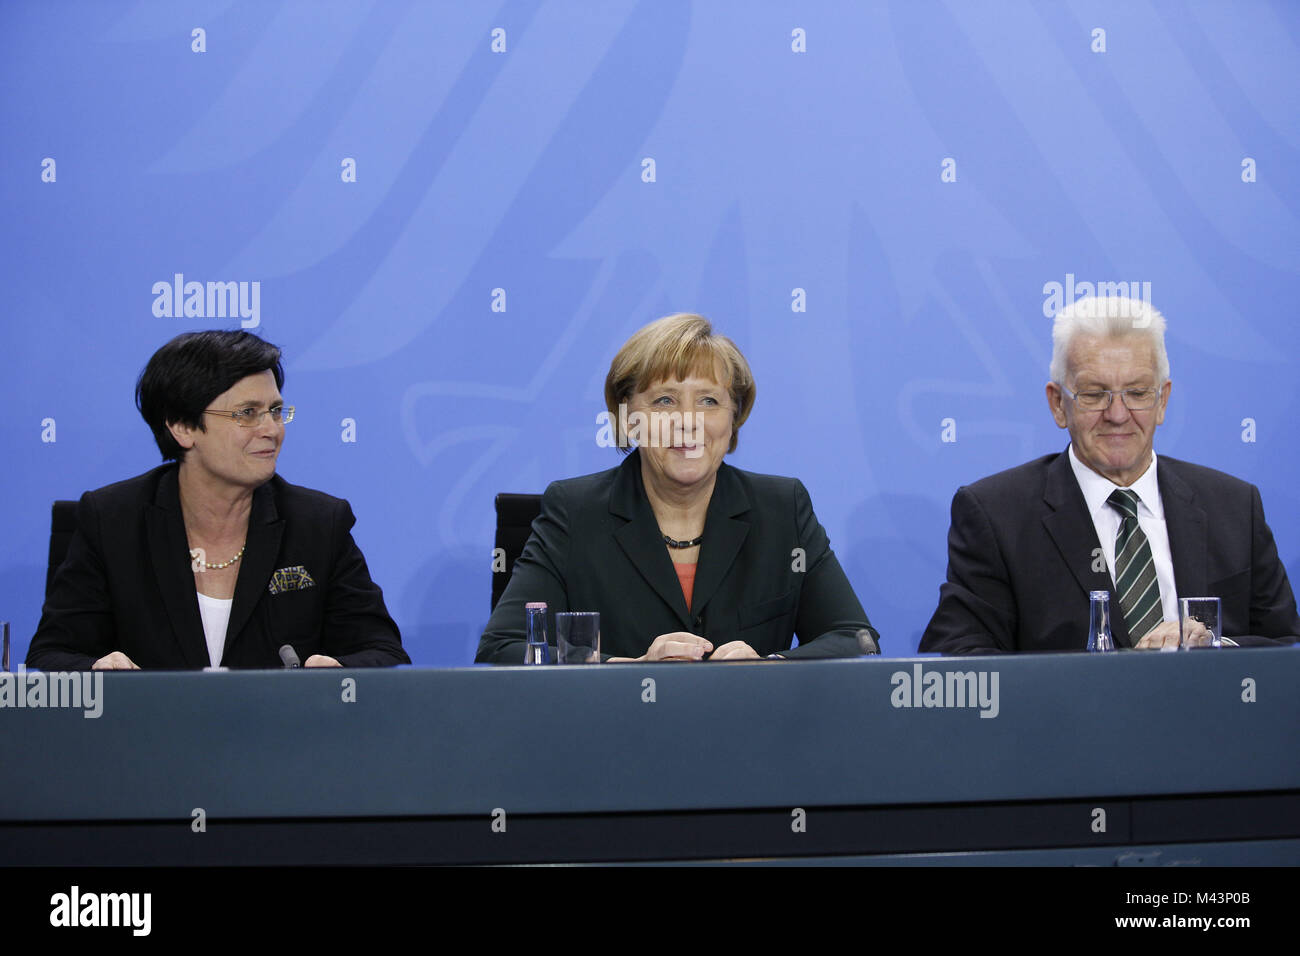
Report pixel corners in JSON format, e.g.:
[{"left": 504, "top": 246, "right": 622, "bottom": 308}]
[
  {"left": 1045, "top": 382, "right": 1068, "bottom": 428},
  {"left": 167, "top": 419, "right": 198, "bottom": 451},
  {"left": 1154, "top": 379, "right": 1171, "bottom": 426}
]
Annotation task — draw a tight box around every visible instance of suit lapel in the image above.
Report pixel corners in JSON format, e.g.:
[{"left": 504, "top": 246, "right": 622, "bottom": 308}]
[
  {"left": 226, "top": 480, "right": 283, "bottom": 655},
  {"left": 689, "top": 465, "right": 749, "bottom": 620},
  {"left": 1040, "top": 450, "right": 1134, "bottom": 648},
  {"left": 610, "top": 453, "right": 693, "bottom": 629},
  {"left": 147, "top": 468, "right": 209, "bottom": 667},
  {"left": 1158, "top": 458, "right": 1207, "bottom": 601}
]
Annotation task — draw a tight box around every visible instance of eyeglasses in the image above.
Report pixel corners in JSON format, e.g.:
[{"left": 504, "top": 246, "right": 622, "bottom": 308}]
[
  {"left": 203, "top": 405, "right": 295, "bottom": 427},
  {"left": 1059, "top": 385, "right": 1160, "bottom": 412}
]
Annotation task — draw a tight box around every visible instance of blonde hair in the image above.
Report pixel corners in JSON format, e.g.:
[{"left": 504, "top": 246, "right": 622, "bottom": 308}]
[{"left": 604, "top": 313, "right": 756, "bottom": 453}]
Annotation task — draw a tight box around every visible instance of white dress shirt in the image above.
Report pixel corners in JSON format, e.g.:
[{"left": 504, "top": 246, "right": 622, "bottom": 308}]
[
  {"left": 196, "top": 592, "right": 233, "bottom": 668},
  {"left": 1067, "top": 445, "right": 1178, "bottom": 626}
]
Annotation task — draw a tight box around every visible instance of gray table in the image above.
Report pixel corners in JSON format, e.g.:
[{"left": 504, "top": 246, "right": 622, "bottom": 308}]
[{"left": 2, "top": 650, "right": 1297, "bottom": 864}]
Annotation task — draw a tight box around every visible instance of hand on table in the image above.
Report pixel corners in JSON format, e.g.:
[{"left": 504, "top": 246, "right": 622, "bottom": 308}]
[
  {"left": 1134, "top": 620, "right": 1208, "bottom": 651},
  {"left": 305, "top": 654, "right": 343, "bottom": 667},
  {"left": 93, "top": 651, "right": 139, "bottom": 670},
  {"left": 607, "top": 632, "right": 713, "bottom": 663},
  {"left": 607, "top": 634, "right": 763, "bottom": 662},
  {"left": 1176, "top": 619, "right": 1212, "bottom": 648},
  {"left": 708, "top": 640, "right": 761, "bottom": 661}
]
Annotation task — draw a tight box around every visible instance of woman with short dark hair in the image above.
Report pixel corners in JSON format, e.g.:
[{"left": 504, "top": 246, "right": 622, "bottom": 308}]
[{"left": 28, "top": 331, "right": 408, "bottom": 670}]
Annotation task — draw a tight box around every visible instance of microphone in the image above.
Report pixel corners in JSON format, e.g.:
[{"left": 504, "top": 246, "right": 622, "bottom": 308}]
[
  {"left": 278, "top": 644, "right": 301, "bottom": 668},
  {"left": 855, "top": 628, "right": 880, "bottom": 656}
]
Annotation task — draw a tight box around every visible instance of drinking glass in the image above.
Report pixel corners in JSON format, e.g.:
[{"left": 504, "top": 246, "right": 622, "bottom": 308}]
[
  {"left": 1179, "top": 597, "right": 1221, "bottom": 650},
  {"left": 555, "top": 612, "right": 601, "bottom": 664}
]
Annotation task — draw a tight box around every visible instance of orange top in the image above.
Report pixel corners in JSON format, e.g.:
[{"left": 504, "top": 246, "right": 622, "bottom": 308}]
[{"left": 673, "top": 562, "right": 697, "bottom": 613}]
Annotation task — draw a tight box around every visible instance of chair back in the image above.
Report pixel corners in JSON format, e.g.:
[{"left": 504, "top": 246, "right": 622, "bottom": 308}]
[
  {"left": 492, "top": 493, "right": 542, "bottom": 610},
  {"left": 47, "top": 500, "right": 79, "bottom": 598}
]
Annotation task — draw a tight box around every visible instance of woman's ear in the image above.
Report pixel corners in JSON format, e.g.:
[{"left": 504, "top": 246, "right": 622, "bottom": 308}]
[{"left": 167, "top": 419, "right": 198, "bottom": 451}]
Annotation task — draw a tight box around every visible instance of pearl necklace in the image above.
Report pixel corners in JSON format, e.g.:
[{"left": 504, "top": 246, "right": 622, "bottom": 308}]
[{"left": 191, "top": 543, "right": 246, "bottom": 570}]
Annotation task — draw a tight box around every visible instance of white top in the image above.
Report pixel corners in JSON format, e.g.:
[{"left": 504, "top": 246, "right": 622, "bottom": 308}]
[
  {"left": 1068, "top": 445, "right": 1178, "bottom": 625},
  {"left": 196, "top": 592, "right": 234, "bottom": 668}
]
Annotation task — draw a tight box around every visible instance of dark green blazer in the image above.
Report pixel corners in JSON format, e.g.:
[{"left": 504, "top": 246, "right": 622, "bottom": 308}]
[{"left": 477, "top": 450, "right": 877, "bottom": 663}]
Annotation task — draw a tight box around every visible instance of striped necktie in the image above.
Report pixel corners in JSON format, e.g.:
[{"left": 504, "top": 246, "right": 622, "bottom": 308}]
[{"left": 1108, "top": 489, "right": 1163, "bottom": 643}]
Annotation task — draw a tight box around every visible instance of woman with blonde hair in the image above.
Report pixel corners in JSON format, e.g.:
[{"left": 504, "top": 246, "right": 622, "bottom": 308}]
[{"left": 477, "top": 313, "right": 876, "bottom": 663}]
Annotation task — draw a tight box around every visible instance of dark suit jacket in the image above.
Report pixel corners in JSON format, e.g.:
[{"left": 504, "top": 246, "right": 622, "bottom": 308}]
[
  {"left": 27, "top": 465, "right": 409, "bottom": 670},
  {"left": 920, "top": 450, "right": 1300, "bottom": 654},
  {"left": 476, "top": 450, "right": 877, "bottom": 663}
]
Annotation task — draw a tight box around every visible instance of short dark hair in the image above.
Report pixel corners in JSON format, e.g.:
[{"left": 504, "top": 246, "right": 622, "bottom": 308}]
[{"left": 135, "top": 331, "right": 284, "bottom": 461}]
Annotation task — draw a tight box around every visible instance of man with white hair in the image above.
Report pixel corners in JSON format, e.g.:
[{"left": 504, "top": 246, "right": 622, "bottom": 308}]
[{"left": 921, "top": 295, "right": 1299, "bottom": 653}]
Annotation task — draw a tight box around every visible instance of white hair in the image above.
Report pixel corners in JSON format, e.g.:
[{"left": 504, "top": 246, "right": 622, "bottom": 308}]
[{"left": 1050, "top": 295, "right": 1169, "bottom": 384}]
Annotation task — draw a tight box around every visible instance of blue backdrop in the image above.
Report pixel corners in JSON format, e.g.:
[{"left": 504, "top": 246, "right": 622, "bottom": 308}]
[{"left": 3, "top": 0, "right": 1297, "bottom": 665}]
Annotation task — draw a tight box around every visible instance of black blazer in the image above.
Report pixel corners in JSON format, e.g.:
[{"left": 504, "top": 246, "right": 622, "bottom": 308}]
[
  {"left": 920, "top": 450, "right": 1300, "bottom": 653},
  {"left": 27, "top": 465, "right": 409, "bottom": 670},
  {"left": 476, "top": 450, "right": 877, "bottom": 663}
]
